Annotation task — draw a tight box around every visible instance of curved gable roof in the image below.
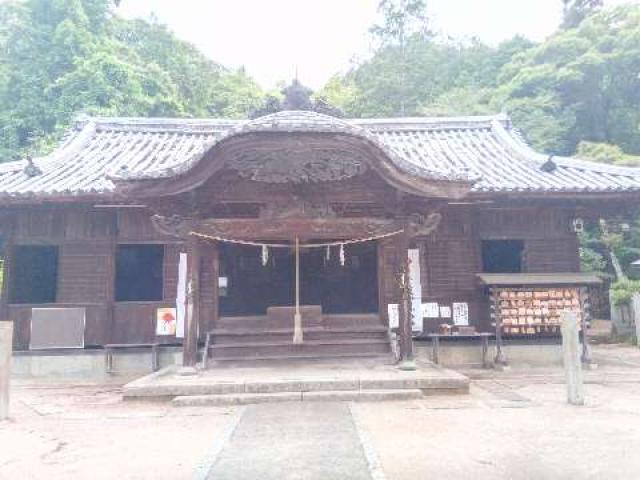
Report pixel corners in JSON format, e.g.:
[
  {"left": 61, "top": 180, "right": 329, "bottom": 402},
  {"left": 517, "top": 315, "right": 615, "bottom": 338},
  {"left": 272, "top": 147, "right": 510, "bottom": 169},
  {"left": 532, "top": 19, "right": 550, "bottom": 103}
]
[
  {"left": 0, "top": 111, "right": 639, "bottom": 200},
  {"left": 110, "top": 110, "right": 474, "bottom": 185}
]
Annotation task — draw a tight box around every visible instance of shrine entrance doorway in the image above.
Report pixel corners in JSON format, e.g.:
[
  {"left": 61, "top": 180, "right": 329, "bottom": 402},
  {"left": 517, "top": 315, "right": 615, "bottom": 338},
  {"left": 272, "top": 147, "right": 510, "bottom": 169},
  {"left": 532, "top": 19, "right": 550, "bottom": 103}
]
[{"left": 218, "top": 241, "right": 378, "bottom": 317}]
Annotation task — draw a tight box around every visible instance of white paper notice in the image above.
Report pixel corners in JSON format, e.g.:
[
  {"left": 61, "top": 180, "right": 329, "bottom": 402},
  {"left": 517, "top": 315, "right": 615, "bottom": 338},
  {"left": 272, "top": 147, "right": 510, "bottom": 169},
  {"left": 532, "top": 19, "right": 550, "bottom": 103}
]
[
  {"left": 452, "top": 302, "right": 469, "bottom": 326},
  {"left": 175, "top": 252, "right": 188, "bottom": 338},
  {"left": 408, "top": 249, "right": 423, "bottom": 332},
  {"left": 440, "top": 306, "right": 452, "bottom": 318},
  {"left": 387, "top": 304, "right": 399, "bottom": 329},
  {"left": 423, "top": 302, "right": 439, "bottom": 318}
]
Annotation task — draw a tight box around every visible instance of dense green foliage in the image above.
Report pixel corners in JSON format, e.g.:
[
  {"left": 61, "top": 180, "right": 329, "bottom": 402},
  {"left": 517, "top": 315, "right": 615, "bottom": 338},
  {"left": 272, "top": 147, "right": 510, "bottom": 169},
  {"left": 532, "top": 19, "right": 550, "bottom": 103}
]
[
  {"left": 321, "top": 4, "right": 640, "bottom": 161},
  {"left": 576, "top": 142, "right": 640, "bottom": 167},
  {"left": 0, "top": 0, "right": 262, "bottom": 159},
  {"left": 497, "top": 5, "right": 640, "bottom": 156},
  {"left": 610, "top": 279, "right": 640, "bottom": 306},
  {"left": 579, "top": 216, "right": 640, "bottom": 280}
]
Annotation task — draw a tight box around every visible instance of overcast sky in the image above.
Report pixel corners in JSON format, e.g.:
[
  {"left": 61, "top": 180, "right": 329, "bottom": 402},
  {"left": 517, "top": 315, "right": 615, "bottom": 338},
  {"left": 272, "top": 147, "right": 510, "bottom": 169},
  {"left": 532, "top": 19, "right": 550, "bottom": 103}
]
[{"left": 118, "top": 0, "right": 637, "bottom": 90}]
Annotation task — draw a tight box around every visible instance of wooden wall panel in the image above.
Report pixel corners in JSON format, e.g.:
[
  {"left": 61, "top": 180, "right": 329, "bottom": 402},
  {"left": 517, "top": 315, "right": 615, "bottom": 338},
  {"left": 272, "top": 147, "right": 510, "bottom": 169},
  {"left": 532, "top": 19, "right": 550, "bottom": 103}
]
[
  {"left": 163, "top": 243, "right": 183, "bottom": 301},
  {"left": 112, "top": 302, "right": 177, "bottom": 344},
  {"left": 117, "top": 209, "right": 177, "bottom": 242},
  {"left": 64, "top": 209, "right": 115, "bottom": 240},
  {"left": 418, "top": 208, "right": 484, "bottom": 332},
  {"left": 57, "top": 242, "right": 111, "bottom": 304},
  {"left": 423, "top": 208, "right": 479, "bottom": 298},
  {"left": 476, "top": 207, "right": 580, "bottom": 273},
  {"left": 14, "top": 208, "right": 65, "bottom": 242},
  {"left": 525, "top": 237, "right": 580, "bottom": 273}
]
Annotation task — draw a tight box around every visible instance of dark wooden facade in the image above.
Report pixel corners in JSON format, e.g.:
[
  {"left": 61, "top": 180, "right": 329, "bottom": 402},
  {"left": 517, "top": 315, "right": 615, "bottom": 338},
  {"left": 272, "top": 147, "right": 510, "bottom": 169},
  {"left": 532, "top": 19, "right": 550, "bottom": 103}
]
[{"left": 0, "top": 190, "right": 583, "bottom": 351}]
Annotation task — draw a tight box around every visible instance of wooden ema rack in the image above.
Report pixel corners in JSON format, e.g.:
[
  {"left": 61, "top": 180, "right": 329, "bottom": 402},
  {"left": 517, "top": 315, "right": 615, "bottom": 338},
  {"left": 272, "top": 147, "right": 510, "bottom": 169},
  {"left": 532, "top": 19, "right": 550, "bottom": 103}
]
[{"left": 490, "top": 286, "right": 584, "bottom": 336}]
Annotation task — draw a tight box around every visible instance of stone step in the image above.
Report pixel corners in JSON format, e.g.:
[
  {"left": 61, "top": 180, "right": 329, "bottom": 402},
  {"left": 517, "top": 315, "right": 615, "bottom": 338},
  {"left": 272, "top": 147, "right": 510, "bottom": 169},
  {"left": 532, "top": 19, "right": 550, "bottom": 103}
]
[
  {"left": 213, "top": 332, "right": 387, "bottom": 344},
  {"left": 171, "top": 388, "right": 424, "bottom": 406},
  {"left": 208, "top": 351, "right": 392, "bottom": 363},
  {"left": 216, "top": 313, "right": 382, "bottom": 330},
  {"left": 210, "top": 327, "right": 388, "bottom": 344},
  {"left": 209, "top": 339, "right": 391, "bottom": 359},
  {"left": 122, "top": 365, "right": 470, "bottom": 399},
  {"left": 210, "top": 325, "right": 388, "bottom": 336}
]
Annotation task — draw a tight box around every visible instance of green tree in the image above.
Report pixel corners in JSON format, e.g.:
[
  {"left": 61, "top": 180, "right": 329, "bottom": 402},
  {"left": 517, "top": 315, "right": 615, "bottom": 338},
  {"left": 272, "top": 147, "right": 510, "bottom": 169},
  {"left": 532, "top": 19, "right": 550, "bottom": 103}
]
[
  {"left": 562, "top": 0, "right": 603, "bottom": 29},
  {"left": 369, "top": 0, "right": 431, "bottom": 115},
  {"left": 324, "top": 35, "right": 533, "bottom": 118},
  {"left": 370, "top": 0, "right": 430, "bottom": 46},
  {"left": 0, "top": 0, "right": 263, "bottom": 160},
  {"left": 496, "top": 5, "right": 640, "bottom": 156},
  {"left": 576, "top": 142, "right": 640, "bottom": 167}
]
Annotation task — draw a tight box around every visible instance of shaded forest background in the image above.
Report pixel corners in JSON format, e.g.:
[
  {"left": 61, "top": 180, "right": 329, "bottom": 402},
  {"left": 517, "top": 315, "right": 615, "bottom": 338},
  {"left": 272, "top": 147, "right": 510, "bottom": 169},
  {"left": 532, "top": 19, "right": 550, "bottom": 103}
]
[{"left": 0, "top": 0, "right": 639, "bottom": 278}]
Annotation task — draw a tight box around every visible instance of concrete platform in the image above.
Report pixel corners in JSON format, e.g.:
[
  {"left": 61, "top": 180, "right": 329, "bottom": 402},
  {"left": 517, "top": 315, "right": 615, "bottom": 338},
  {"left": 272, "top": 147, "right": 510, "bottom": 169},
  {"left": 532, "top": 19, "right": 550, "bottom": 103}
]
[
  {"left": 414, "top": 338, "right": 564, "bottom": 368},
  {"left": 12, "top": 347, "right": 182, "bottom": 379},
  {"left": 123, "top": 358, "right": 469, "bottom": 404}
]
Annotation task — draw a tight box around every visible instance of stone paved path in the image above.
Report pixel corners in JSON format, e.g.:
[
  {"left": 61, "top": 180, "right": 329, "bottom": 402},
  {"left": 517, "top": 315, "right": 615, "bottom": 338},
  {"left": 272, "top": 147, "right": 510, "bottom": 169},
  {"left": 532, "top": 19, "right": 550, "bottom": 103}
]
[{"left": 204, "top": 402, "right": 373, "bottom": 480}]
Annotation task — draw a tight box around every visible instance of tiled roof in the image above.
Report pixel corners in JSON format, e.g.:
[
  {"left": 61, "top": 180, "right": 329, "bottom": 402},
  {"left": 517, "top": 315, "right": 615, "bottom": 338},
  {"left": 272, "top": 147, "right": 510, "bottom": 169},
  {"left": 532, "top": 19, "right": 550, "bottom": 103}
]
[{"left": 1, "top": 111, "right": 639, "bottom": 200}]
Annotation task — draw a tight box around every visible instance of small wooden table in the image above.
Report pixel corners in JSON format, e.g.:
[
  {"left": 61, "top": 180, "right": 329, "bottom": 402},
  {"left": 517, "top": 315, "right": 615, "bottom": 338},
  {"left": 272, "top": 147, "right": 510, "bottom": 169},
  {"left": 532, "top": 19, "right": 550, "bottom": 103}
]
[
  {"left": 424, "top": 333, "right": 492, "bottom": 368},
  {"left": 104, "top": 343, "right": 160, "bottom": 373}
]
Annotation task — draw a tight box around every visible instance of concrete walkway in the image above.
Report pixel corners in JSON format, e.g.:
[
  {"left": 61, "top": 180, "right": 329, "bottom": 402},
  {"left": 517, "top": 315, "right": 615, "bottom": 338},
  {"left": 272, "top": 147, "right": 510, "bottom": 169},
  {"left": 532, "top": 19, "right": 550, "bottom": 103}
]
[{"left": 203, "top": 402, "right": 375, "bottom": 480}]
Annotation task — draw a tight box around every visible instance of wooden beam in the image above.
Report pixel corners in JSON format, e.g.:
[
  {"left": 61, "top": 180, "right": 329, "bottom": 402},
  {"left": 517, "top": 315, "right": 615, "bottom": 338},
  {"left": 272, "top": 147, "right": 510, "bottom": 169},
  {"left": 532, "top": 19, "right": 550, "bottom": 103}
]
[{"left": 194, "top": 217, "right": 398, "bottom": 241}]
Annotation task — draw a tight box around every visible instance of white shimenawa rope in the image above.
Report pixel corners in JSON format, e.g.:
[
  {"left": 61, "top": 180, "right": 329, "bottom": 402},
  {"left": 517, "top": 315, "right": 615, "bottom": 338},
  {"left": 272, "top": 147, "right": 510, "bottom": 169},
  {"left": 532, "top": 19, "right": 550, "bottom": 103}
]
[{"left": 189, "top": 229, "right": 404, "bottom": 248}]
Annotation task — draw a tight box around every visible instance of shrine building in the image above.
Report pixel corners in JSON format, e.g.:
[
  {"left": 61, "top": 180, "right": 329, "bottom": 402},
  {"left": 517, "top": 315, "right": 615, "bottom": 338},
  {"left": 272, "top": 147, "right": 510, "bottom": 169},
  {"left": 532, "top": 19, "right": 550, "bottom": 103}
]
[{"left": 1, "top": 110, "right": 639, "bottom": 368}]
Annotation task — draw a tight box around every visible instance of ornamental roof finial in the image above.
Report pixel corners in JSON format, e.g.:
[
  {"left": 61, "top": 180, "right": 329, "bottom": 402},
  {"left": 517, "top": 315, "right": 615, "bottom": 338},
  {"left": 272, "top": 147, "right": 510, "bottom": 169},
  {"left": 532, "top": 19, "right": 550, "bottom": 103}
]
[{"left": 23, "top": 155, "right": 42, "bottom": 177}]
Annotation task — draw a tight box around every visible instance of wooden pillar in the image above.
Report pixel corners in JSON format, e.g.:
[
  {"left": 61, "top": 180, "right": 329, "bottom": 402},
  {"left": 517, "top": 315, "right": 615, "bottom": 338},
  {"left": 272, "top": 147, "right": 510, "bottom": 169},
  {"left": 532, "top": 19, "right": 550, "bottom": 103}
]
[
  {"left": 396, "top": 226, "right": 414, "bottom": 364},
  {"left": 0, "top": 215, "right": 14, "bottom": 323},
  {"left": 105, "top": 211, "right": 118, "bottom": 344},
  {"left": 0, "top": 246, "right": 11, "bottom": 323},
  {"left": 210, "top": 240, "right": 220, "bottom": 330},
  {"left": 182, "top": 235, "right": 200, "bottom": 368}
]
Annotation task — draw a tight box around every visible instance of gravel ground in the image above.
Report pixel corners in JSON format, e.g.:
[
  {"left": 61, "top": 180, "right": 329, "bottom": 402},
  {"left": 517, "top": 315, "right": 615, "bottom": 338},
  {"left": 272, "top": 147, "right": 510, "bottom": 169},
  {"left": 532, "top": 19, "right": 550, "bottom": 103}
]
[
  {"left": 0, "top": 381, "right": 238, "bottom": 480},
  {"left": 2, "top": 343, "right": 640, "bottom": 480},
  {"left": 355, "top": 344, "right": 640, "bottom": 480}
]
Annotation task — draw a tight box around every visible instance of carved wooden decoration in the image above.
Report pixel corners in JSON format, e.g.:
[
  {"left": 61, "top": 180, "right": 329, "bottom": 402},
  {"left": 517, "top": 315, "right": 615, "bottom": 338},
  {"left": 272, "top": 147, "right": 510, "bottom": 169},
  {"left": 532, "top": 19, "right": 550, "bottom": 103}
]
[
  {"left": 408, "top": 212, "right": 442, "bottom": 236},
  {"left": 229, "top": 148, "right": 368, "bottom": 183},
  {"left": 260, "top": 198, "right": 337, "bottom": 220},
  {"left": 150, "top": 214, "right": 193, "bottom": 237}
]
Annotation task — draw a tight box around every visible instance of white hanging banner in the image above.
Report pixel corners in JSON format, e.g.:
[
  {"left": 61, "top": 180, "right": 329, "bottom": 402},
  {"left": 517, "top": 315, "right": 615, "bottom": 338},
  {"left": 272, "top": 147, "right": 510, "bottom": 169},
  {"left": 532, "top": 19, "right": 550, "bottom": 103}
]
[
  {"left": 175, "top": 252, "right": 188, "bottom": 338},
  {"left": 408, "top": 249, "right": 423, "bottom": 332},
  {"left": 387, "top": 303, "right": 399, "bottom": 329}
]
